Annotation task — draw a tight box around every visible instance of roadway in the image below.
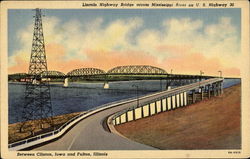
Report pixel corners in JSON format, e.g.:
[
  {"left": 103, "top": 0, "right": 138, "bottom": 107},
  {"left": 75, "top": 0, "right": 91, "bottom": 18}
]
[{"left": 34, "top": 78, "right": 223, "bottom": 150}]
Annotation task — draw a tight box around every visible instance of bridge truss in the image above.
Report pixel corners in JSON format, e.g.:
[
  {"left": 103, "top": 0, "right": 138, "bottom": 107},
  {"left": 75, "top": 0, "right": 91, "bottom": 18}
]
[
  {"left": 40, "top": 71, "right": 65, "bottom": 78},
  {"left": 10, "top": 65, "right": 215, "bottom": 82},
  {"left": 107, "top": 65, "right": 168, "bottom": 75},
  {"left": 67, "top": 68, "right": 106, "bottom": 77}
]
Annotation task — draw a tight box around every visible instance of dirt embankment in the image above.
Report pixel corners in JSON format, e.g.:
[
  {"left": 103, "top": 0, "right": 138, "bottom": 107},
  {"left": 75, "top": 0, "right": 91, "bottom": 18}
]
[
  {"left": 9, "top": 112, "right": 81, "bottom": 144},
  {"left": 115, "top": 84, "right": 241, "bottom": 149}
]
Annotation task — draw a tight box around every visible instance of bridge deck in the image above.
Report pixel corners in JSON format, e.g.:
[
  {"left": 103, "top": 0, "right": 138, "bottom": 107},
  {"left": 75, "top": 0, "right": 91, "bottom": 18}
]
[{"left": 34, "top": 78, "right": 223, "bottom": 150}]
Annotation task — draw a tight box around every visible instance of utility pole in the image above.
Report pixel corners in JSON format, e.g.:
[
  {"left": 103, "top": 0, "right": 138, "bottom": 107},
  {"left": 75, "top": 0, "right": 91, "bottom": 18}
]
[
  {"left": 132, "top": 84, "right": 139, "bottom": 108},
  {"left": 160, "top": 77, "right": 162, "bottom": 91},
  {"left": 200, "top": 70, "right": 204, "bottom": 77},
  {"left": 166, "top": 69, "right": 173, "bottom": 90},
  {"left": 200, "top": 70, "right": 204, "bottom": 81},
  {"left": 20, "top": 8, "right": 53, "bottom": 134},
  {"left": 199, "top": 70, "right": 204, "bottom": 91},
  {"left": 218, "top": 70, "right": 222, "bottom": 78}
]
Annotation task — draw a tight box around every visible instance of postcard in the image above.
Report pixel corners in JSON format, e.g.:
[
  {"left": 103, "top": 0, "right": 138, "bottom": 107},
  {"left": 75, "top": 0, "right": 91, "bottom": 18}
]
[{"left": 1, "top": 0, "right": 249, "bottom": 158}]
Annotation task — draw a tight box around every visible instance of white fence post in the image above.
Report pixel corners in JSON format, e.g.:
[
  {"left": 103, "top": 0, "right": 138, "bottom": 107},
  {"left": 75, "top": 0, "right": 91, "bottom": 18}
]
[
  {"left": 143, "top": 105, "right": 149, "bottom": 117},
  {"left": 172, "top": 95, "right": 176, "bottom": 109}
]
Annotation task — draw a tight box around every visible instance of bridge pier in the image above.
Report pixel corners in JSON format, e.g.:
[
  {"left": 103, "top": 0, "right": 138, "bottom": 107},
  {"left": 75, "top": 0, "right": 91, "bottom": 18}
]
[
  {"left": 207, "top": 84, "right": 211, "bottom": 98},
  {"left": 182, "top": 80, "right": 185, "bottom": 86},
  {"left": 200, "top": 87, "right": 204, "bottom": 100},
  {"left": 221, "top": 81, "right": 224, "bottom": 94},
  {"left": 166, "top": 79, "right": 171, "bottom": 90},
  {"left": 218, "top": 82, "right": 221, "bottom": 95},
  {"left": 169, "top": 80, "right": 223, "bottom": 105},
  {"left": 103, "top": 82, "right": 109, "bottom": 89},
  {"left": 167, "top": 86, "right": 171, "bottom": 90},
  {"left": 192, "top": 90, "right": 196, "bottom": 104},
  {"left": 215, "top": 81, "right": 223, "bottom": 96},
  {"left": 63, "top": 78, "right": 68, "bottom": 87},
  {"left": 32, "top": 79, "right": 38, "bottom": 85},
  {"left": 216, "top": 82, "right": 219, "bottom": 96},
  {"left": 183, "top": 79, "right": 186, "bottom": 85},
  {"left": 212, "top": 83, "right": 216, "bottom": 96},
  {"left": 219, "top": 81, "right": 223, "bottom": 95}
]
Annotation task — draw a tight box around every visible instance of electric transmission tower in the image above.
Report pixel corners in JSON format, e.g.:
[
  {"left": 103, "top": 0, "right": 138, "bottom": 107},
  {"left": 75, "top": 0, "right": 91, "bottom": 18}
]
[{"left": 20, "top": 8, "right": 53, "bottom": 134}]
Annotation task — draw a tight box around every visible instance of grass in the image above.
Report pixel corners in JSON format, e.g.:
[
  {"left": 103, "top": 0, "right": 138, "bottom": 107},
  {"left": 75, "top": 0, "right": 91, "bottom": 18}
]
[
  {"left": 115, "top": 84, "right": 241, "bottom": 149},
  {"left": 8, "top": 112, "right": 82, "bottom": 144}
]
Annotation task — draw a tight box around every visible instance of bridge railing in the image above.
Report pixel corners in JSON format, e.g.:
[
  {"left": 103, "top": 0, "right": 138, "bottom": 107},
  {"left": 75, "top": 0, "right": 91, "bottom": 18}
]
[
  {"left": 8, "top": 94, "right": 144, "bottom": 150},
  {"left": 111, "top": 78, "right": 224, "bottom": 126},
  {"left": 8, "top": 112, "right": 84, "bottom": 149}
]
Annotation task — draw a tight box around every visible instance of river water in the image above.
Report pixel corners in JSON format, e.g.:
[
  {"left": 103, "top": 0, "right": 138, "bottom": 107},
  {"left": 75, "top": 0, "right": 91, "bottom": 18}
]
[{"left": 8, "top": 78, "right": 240, "bottom": 124}]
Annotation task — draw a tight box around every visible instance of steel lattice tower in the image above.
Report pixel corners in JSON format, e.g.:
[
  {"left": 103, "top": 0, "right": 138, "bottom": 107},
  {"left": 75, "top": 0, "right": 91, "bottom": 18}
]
[{"left": 20, "top": 8, "right": 53, "bottom": 132}]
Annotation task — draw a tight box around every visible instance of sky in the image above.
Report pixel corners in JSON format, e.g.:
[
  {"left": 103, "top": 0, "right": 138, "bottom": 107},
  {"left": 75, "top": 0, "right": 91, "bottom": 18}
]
[{"left": 8, "top": 9, "right": 241, "bottom": 77}]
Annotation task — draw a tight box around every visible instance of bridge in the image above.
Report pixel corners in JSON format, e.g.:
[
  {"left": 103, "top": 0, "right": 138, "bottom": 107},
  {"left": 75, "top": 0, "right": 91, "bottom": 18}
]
[{"left": 9, "top": 65, "right": 217, "bottom": 88}]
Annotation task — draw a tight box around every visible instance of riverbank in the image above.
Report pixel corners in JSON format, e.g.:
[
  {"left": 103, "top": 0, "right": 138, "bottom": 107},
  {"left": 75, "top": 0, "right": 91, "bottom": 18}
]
[
  {"left": 115, "top": 84, "right": 241, "bottom": 149},
  {"left": 8, "top": 112, "right": 82, "bottom": 144}
]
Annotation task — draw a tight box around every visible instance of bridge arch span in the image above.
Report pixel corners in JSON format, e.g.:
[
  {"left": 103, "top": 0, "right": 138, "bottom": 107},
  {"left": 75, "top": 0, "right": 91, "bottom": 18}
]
[
  {"left": 67, "top": 68, "right": 106, "bottom": 77},
  {"left": 40, "top": 71, "right": 65, "bottom": 77},
  {"left": 107, "top": 65, "right": 168, "bottom": 75}
]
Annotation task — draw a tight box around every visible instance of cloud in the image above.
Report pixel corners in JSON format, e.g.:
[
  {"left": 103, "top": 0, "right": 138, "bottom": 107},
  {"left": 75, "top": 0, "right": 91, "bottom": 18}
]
[
  {"left": 136, "top": 16, "right": 240, "bottom": 76},
  {"left": 8, "top": 15, "right": 241, "bottom": 77}
]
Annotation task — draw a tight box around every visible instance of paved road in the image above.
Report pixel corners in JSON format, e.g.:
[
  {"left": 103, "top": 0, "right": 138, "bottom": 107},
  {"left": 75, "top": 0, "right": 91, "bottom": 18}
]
[{"left": 35, "top": 78, "right": 222, "bottom": 150}]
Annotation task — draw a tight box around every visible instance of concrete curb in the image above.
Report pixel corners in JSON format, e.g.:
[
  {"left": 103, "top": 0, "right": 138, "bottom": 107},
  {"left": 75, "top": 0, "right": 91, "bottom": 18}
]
[
  {"left": 107, "top": 114, "right": 158, "bottom": 150},
  {"left": 107, "top": 114, "right": 130, "bottom": 140}
]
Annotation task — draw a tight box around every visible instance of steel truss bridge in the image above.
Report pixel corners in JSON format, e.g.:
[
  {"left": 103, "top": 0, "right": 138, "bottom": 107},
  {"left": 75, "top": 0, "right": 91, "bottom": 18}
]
[{"left": 9, "top": 65, "right": 217, "bottom": 82}]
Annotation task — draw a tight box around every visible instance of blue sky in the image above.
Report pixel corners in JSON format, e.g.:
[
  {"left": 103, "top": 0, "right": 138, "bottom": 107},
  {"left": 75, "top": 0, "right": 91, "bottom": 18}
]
[
  {"left": 8, "top": 9, "right": 241, "bottom": 76},
  {"left": 8, "top": 8, "right": 241, "bottom": 56}
]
